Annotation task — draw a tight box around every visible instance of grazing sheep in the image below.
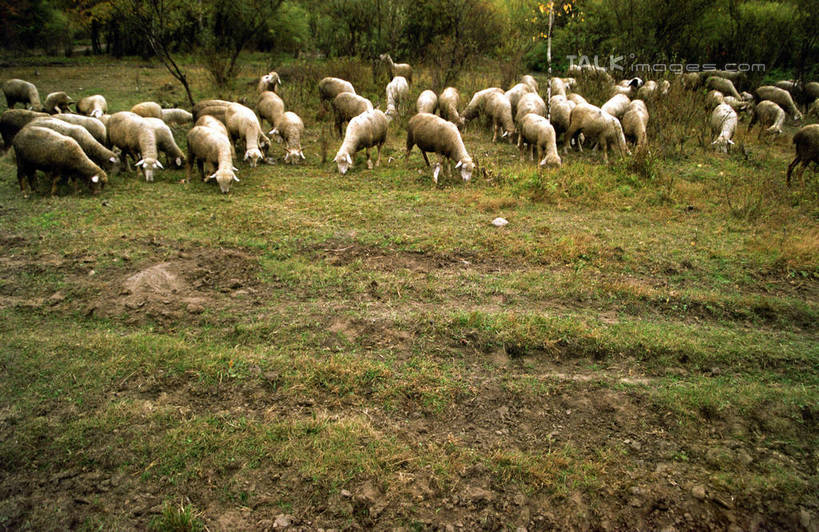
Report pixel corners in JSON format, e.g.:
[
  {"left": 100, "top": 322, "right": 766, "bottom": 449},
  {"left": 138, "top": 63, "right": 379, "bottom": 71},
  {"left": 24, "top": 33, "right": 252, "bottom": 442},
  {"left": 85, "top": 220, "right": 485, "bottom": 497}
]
[
  {"left": 514, "top": 92, "right": 546, "bottom": 126},
  {"left": 463, "top": 87, "right": 504, "bottom": 123},
  {"left": 521, "top": 74, "right": 538, "bottom": 92},
  {"left": 505, "top": 82, "right": 535, "bottom": 118},
  {"left": 564, "top": 103, "right": 629, "bottom": 163},
  {"left": 186, "top": 125, "right": 238, "bottom": 193},
  {"left": 740, "top": 91, "right": 754, "bottom": 102},
  {"left": 196, "top": 114, "right": 230, "bottom": 139},
  {"left": 406, "top": 113, "right": 474, "bottom": 183},
  {"left": 749, "top": 100, "right": 786, "bottom": 139},
  {"left": 52, "top": 113, "right": 108, "bottom": 146},
  {"left": 567, "top": 93, "right": 588, "bottom": 106},
  {"left": 0, "top": 109, "right": 48, "bottom": 150},
  {"left": 13, "top": 125, "right": 106, "bottom": 197},
  {"left": 194, "top": 105, "right": 228, "bottom": 124},
  {"left": 548, "top": 95, "right": 576, "bottom": 141},
  {"left": 225, "top": 102, "right": 271, "bottom": 167},
  {"left": 44, "top": 92, "right": 73, "bottom": 114},
  {"left": 269, "top": 111, "right": 305, "bottom": 164},
  {"left": 774, "top": 80, "right": 804, "bottom": 104},
  {"left": 330, "top": 92, "right": 373, "bottom": 138},
  {"left": 257, "top": 71, "right": 281, "bottom": 93},
  {"left": 710, "top": 103, "right": 738, "bottom": 153},
  {"left": 131, "top": 101, "right": 163, "bottom": 119},
  {"left": 805, "top": 82, "right": 819, "bottom": 102},
  {"left": 29, "top": 117, "right": 120, "bottom": 173},
  {"left": 706, "top": 90, "right": 725, "bottom": 111},
  {"left": 143, "top": 117, "right": 186, "bottom": 168},
  {"left": 379, "top": 54, "right": 413, "bottom": 83},
  {"left": 707, "top": 70, "right": 748, "bottom": 90},
  {"left": 682, "top": 72, "right": 702, "bottom": 90},
  {"left": 385, "top": 76, "right": 409, "bottom": 118},
  {"left": 613, "top": 77, "right": 644, "bottom": 98},
  {"left": 706, "top": 77, "right": 742, "bottom": 100},
  {"left": 107, "top": 111, "right": 163, "bottom": 181},
  {"left": 416, "top": 90, "right": 438, "bottom": 115},
  {"left": 192, "top": 99, "right": 232, "bottom": 120},
  {"left": 2, "top": 79, "right": 42, "bottom": 110},
  {"left": 601, "top": 93, "right": 631, "bottom": 120},
  {"left": 257, "top": 90, "right": 286, "bottom": 130},
  {"left": 334, "top": 109, "right": 389, "bottom": 174},
  {"left": 485, "top": 92, "right": 515, "bottom": 142},
  {"left": 622, "top": 99, "right": 649, "bottom": 150},
  {"left": 636, "top": 80, "right": 662, "bottom": 100},
  {"left": 517, "top": 114, "right": 561, "bottom": 168},
  {"left": 569, "top": 64, "right": 614, "bottom": 84},
  {"left": 437, "top": 87, "right": 465, "bottom": 129},
  {"left": 76, "top": 95, "right": 108, "bottom": 118},
  {"left": 786, "top": 124, "right": 819, "bottom": 186},
  {"left": 550, "top": 77, "right": 569, "bottom": 98},
  {"left": 161, "top": 108, "right": 193, "bottom": 126},
  {"left": 318, "top": 77, "right": 355, "bottom": 107},
  {"left": 755, "top": 86, "right": 803, "bottom": 120},
  {"left": 723, "top": 96, "right": 752, "bottom": 114}
]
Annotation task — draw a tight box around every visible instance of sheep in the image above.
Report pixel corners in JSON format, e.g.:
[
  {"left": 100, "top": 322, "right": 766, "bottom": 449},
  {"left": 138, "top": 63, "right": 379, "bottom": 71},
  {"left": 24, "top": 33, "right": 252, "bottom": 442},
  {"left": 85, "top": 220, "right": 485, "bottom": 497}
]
[
  {"left": 44, "top": 92, "right": 73, "bottom": 114},
  {"left": 755, "top": 86, "right": 803, "bottom": 120},
  {"left": 257, "top": 91, "right": 286, "bottom": 130},
  {"left": 710, "top": 103, "right": 738, "bottom": 153},
  {"left": 194, "top": 105, "right": 228, "bottom": 124},
  {"left": 76, "top": 95, "right": 108, "bottom": 118},
  {"left": 682, "top": 72, "right": 702, "bottom": 90},
  {"left": 601, "top": 93, "right": 630, "bottom": 120},
  {"left": 463, "top": 87, "right": 504, "bottom": 123},
  {"left": 186, "top": 125, "right": 238, "bottom": 193},
  {"left": 485, "top": 92, "right": 515, "bottom": 142},
  {"left": 330, "top": 92, "right": 373, "bottom": 138},
  {"left": 318, "top": 77, "right": 355, "bottom": 107},
  {"left": 406, "top": 113, "right": 474, "bottom": 183},
  {"left": 143, "top": 117, "right": 186, "bottom": 168},
  {"left": 740, "top": 91, "right": 754, "bottom": 102},
  {"left": 416, "top": 90, "right": 438, "bottom": 115},
  {"left": 705, "top": 76, "right": 742, "bottom": 100},
  {"left": 269, "top": 111, "right": 305, "bottom": 164},
  {"left": 2, "top": 79, "right": 42, "bottom": 110},
  {"left": 786, "top": 124, "right": 819, "bottom": 186},
  {"left": 806, "top": 82, "right": 819, "bottom": 102},
  {"left": 0, "top": 109, "right": 48, "bottom": 151},
  {"left": 13, "top": 125, "right": 107, "bottom": 197},
  {"left": 613, "top": 77, "right": 644, "bottom": 98},
  {"left": 550, "top": 77, "right": 569, "bottom": 98},
  {"left": 131, "top": 101, "right": 163, "bottom": 119},
  {"left": 385, "top": 76, "right": 409, "bottom": 118},
  {"left": 437, "top": 87, "right": 465, "bottom": 129},
  {"left": 334, "top": 109, "right": 389, "bottom": 174},
  {"left": 723, "top": 96, "right": 752, "bottom": 114},
  {"left": 774, "top": 80, "right": 804, "bottom": 104},
  {"left": 567, "top": 93, "right": 588, "bottom": 106},
  {"left": 379, "top": 54, "right": 413, "bottom": 83},
  {"left": 517, "top": 114, "right": 561, "bottom": 168},
  {"left": 225, "top": 102, "right": 271, "bottom": 167},
  {"left": 521, "top": 74, "right": 538, "bottom": 92},
  {"left": 161, "top": 108, "right": 193, "bottom": 126},
  {"left": 257, "top": 71, "right": 281, "bottom": 94},
  {"left": 29, "top": 116, "right": 120, "bottom": 173},
  {"left": 505, "top": 82, "right": 535, "bottom": 118},
  {"left": 809, "top": 99, "right": 819, "bottom": 120},
  {"left": 622, "top": 99, "right": 649, "bottom": 150},
  {"left": 548, "top": 95, "right": 576, "bottom": 141},
  {"left": 196, "top": 114, "right": 230, "bottom": 139},
  {"left": 514, "top": 92, "right": 546, "bottom": 126},
  {"left": 107, "top": 111, "right": 163, "bottom": 181},
  {"left": 706, "top": 70, "right": 748, "bottom": 90},
  {"left": 564, "top": 103, "right": 629, "bottom": 163},
  {"left": 706, "top": 90, "right": 725, "bottom": 111},
  {"left": 748, "top": 100, "right": 786, "bottom": 139},
  {"left": 569, "top": 64, "right": 614, "bottom": 84},
  {"left": 636, "top": 80, "right": 660, "bottom": 100},
  {"left": 52, "top": 113, "right": 108, "bottom": 146}
]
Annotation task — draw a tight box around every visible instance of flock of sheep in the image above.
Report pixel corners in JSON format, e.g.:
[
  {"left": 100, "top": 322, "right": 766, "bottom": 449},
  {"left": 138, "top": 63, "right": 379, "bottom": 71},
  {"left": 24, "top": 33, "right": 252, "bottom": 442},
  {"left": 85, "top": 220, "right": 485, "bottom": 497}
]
[{"left": 1, "top": 55, "right": 818, "bottom": 197}]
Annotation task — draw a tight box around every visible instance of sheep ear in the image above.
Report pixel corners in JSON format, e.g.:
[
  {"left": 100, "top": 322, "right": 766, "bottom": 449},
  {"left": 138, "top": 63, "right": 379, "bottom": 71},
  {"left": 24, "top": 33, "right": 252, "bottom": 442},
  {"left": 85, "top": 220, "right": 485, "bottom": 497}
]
[
  {"left": 91, "top": 175, "right": 100, "bottom": 183},
  {"left": 299, "top": 150, "right": 305, "bottom": 160},
  {"left": 156, "top": 160, "right": 164, "bottom": 169},
  {"left": 346, "top": 153, "right": 352, "bottom": 164},
  {"left": 711, "top": 140, "right": 717, "bottom": 145},
  {"left": 728, "top": 139, "right": 735, "bottom": 145},
  {"left": 455, "top": 160, "right": 463, "bottom": 169},
  {"left": 135, "top": 159, "right": 145, "bottom": 167},
  {"left": 433, "top": 164, "right": 441, "bottom": 183},
  {"left": 284, "top": 152, "right": 290, "bottom": 162},
  {"left": 109, "top": 156, "right": 117, "bottom": 163},
  {"left": 175, "top": 157, "right": 182, "bottom": 166},
  {"left": 502, "top": 131, "right": 508, "bottom": 137},
  {"left": 206, "top": 173, "right": 215, "bottom": 181},
  {"left": 233, "top": 175, "right": 240, "bottom": 182},
  {"left": 233, "top": 166, "right": 240, "bottom": 172},
  {"left": 244, "top": 152, "right": 250, "bottom": 160}
]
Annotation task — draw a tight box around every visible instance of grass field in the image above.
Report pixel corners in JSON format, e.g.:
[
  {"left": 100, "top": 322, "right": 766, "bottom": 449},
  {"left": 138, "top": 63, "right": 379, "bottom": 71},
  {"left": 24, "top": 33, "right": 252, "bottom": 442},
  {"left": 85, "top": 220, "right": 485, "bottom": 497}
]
[{"left": 0, "top": 55, "right": 817, "bottom": 531}]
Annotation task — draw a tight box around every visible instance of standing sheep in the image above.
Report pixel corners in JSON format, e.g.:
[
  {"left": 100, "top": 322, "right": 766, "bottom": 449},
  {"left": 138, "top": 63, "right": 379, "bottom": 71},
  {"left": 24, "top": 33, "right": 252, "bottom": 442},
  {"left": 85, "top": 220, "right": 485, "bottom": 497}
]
[
  {"left": 331, "top": 93, "right": 373, "bottom": 137},
  {"left": 186, "top": 125, "right": 239, "bottom": 193},
  {"left": 567, "top": 93, "right": 588, "bottom": 106},
  {"left": 463, "top": 87, "right": 504, "bottom": 124},
  {"left": 548, "top": 95, "right": 576, "bottom": 142},
  {"left": 748, "top": 100, "right": 786, "bottom": 139},
  {"left": 437, "top": 87, "right": 465, "bottom": 129},
  {"left": 269, "top": 111, "right": 305, "bottom": 164},
  {"left": 406, "top": 113, "right": 475, "bottom": 183},
  {"left": 416, "top": 90, "right": 438, "bottom": 115},
  {"left": 601, "top": 93, "right": 631, "bottom": 120},
  {"left": 706, "top": 77, "right": 742, "bottom": 100},
  {"left": 334, "top": 109, "right": 389, "bottom": 174},
  {"left": 13, "top": 126, "right": 107, "bottom": 197},
  {"left": 514, "top": 92, "right": 546, "bottom": 126},
  {"left": 29, "top": 117, "right": 120, "bottom": 173},
  {"left": 755, "top": 86, "right": 803, "bottom": 120},
  {"left": 385, "top": 76, "right": 410, "bottom": 118},
  {"left": 2, "top": 79, "right": 42, "bottom": 110},
  {"left": 258, "top": 71, "right": 281, "bottom": 94},
  {"left": 564, "top": 103, "right": 629, "bottom": 163},
  {"left": 131, "top": 101, "right": 163, "bottom": 119},
  {"left": 505, "top": 82, "right": 535, "bottom": 118},
  {"left": 161, "top": 108, "right": 193, "bottom": 126},
  {"left": 257, "top": 91, "right": 286, "bottom": 130},
  {"left": 318, "top": 77, "right": 356, "bottom": 108},
  {"left": 517, "top": 114, "right": 561, "bottom": 168},
  {"left": 379, "top": 54, "right": 413, "bottom": 83},
  {"left": 44, "top": 92, "right": 73, "bottom": 114},
  {"left": 485, "top": 92, "right": 516, "bottom": 142},
  {"left": 622, "top": 99, "right": 649, "bottom": 150},
  {"left": 521, "top": 74, "right": 538, "bottom": 92},
  {"left": 786, "top": 124, "right": 819, "bottom": 186},
  {"left": 225, "top": 102, "right": 271, "bottom": 167},
  {"left": 76, "top": 95, "right": 108, "bottom": 118},
  {"left": 710, "top": 103, "right": 738, "bottom": 153},
  {"left": 107, "top": 111, "right": 164, "bottom": 181},
  {"left": 192, "top": 99, "right": 233, "bottom": 120},
  {"left": 52, "top": 113, "right": 108, "bottom": 146},
  {"left": 143, "top": 117, "right": 186, "bottom": 168},
  {"left": 0, "top": 109, "right": 48, "bottom": 151}
]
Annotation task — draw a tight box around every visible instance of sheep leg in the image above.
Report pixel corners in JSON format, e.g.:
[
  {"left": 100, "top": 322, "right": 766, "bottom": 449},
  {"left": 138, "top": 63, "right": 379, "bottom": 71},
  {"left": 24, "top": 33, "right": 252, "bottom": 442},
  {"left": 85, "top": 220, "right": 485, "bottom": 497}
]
[
  {"left": 49, "top": 173, "right": 60, "bottom": 196},
  {"left": 564, "top": 126, "right": 579, "bottom": 154},
  {"left": 198, "top": 159, "right": 206, "bottom": 181},
  {"left": 366, "top": 148, "right": 373, "bottom": 169},
  {"left": 17, "top": 167, "right": 31, "bottom": 198},
  {"left": 492, "top": 121, "right": 499, "bottom": 143},
  {"left": 420, "top": 150, "right": 431, "bottom": 167},
  {"left": 375, "top": 144, "right": 382, "bottom": 167}
]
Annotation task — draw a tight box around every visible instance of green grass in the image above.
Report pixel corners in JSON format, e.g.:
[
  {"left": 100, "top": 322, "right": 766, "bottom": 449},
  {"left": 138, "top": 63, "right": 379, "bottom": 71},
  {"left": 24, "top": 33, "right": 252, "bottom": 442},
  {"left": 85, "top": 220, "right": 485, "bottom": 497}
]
[{"left": 0, "top": 55, "right": 817, "bottom": 529}]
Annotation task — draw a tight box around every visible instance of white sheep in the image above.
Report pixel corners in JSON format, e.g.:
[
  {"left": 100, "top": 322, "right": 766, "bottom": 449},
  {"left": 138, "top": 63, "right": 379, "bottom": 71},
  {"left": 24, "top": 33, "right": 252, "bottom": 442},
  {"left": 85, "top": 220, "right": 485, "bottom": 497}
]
[
  {"left": 257, "top": 71, "right": 281, "bottom": 93},
  {"left": 517, "top": 114, "right": 561, "bottom": 168},
  {"left": 225, "top": 102, "right": 271, "bottom": 167},
  {"left": 437, "top": 87, "right": 465, "bottom": 129},
  {"left": 748, "top": 100, "right": 786, "bottom": 139},
  {"left": 192, "top": 99, "right": 233, "bottom": 120},
  {"left": 549, "top": 77, "right": 569, "bottom": 98},
  {"left": 706, "top": 90, "right": 725, "bottom": 111},
  {"left": 416, "top": 90, "right": 438, "bottom": 115},
  {"left": 564, "top": 103, "right": 629, "bottom": 162},
  {"left": 406, "top": 113, "right": 474, "bottom": 183},
  {"left": 622, "top": 99, "right": 649, "bottom": 150},
  {"left": 601, "top": 93, "right": 630, "bottom": 120},
  {"left": 379, "top": 54, "right": 413, "bottom": 83},
  {"left": 710, "top": 103, "right": 738, "bottom": 153},
  {"left": 318, "top": 77, "right": 356, "bottom": 108},
  {"left": 567, "top": 93, "right": 588, "bottom": 106},
  {"left": 331, "top": 92, "right": 373, "bottom": 137},
  {"left": 462, "top": 87, "right": 504, "bottom": 123},
  {"left": 186, "top": 125, "right": 238, "bottom": 193},
  {"left": 808, "top": 99, "right": 819, "bottom": 120},
  {"left": 521, "top": 74, "right": 538, "bottom": 92},
  {"left": 385, "top": 76, "right": 409, "bottom": 118},
  {"left": 52, "top": 113, "right": 108, "bottom": 147},
  {"left": 257, "top": 91, "right": 286, "bottom": 130},
  {"left": 30, "top": 116, "right": 120, "bottom": 173},
  {"left": 505, "top": 82, "right": 535, "bottom": 118},
  {"left": 143, "top": 117, "right": 186, "bottom": 168},
  {"left": 161, "top": 108, "right": 193, "bottom": 126},
  {"left": 2, "top": 79, "right": 42, "bottom": 110},
  {"left": 76, "top": 95, "right": 108, "bottom": 118},
  {"left": 44, "top": 92, "right": 73, "bottom": 114},
  {"left": 13, "top": 125, "right": 107, "bottom": 197},
  {"left": 514, "top": 92, "right": 546, "bottom": 126},
  {"left": 269, "top": 111, "right": 305, "bottom": 164},
  {"left": 613, "top": 77, "right": 643, "bottom": 98},
  {"left": 705, "top": 76, "right": 742, "bottom": 100},
  {"left": 485, "top": 92, "right": 515, "bottom": 142},
  {"left": 334, "top": 109, "right": 389, "bottom": 174},
  {"left": 131, "top": 101, "right": 163, "bottom": 119},
  {"left": 755, "top": 86, "right": 803, "bottom": 120},
  {"left": 107, "top": 111, "right": 164, "bottom": 181},
  {"left": 787, "top": 124, "right": 819, "bottom": 186},
  {"left": 548, "top": 95, "right": 576, "bottom": 141}
]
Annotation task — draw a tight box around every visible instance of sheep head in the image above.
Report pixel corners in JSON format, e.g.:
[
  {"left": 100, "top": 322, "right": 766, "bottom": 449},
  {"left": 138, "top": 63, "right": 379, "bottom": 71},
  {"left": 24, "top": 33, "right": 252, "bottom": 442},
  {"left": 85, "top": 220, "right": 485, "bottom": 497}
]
[
  {"left": 284, "top": 148, "right": 305, "bottom": 165},
  {"left": 244, "top": 148, "right": 263, "bottom": 168},
  {"left": 456, "top": 158, "right": 474, "bottom": 182},
  {"left": 335, "top": 152, "right": 353, "bottom": 174},
  {"left": 207, "top": 169, "right": 239, "bottom": 194},
  {"left": 712, "top": 136, "right": 734, "bottom": 153},
  {"left": 539, "top": 153, "right": 562, "bottom": 169},
  {"left": 135, "top": 157, "right": 162, "bottom": 181}
]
